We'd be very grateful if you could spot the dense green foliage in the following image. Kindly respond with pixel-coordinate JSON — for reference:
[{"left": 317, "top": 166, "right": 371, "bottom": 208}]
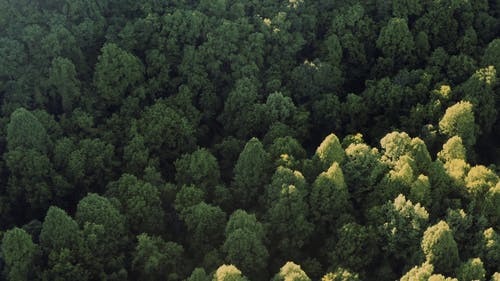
[{"left": 0, "top": 0, "right": 499, "bottom": 280}]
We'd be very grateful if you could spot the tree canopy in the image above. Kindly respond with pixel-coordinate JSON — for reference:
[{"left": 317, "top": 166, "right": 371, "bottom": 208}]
[{"left": 0, "top": 0, "right": 498, "bottom": 280}]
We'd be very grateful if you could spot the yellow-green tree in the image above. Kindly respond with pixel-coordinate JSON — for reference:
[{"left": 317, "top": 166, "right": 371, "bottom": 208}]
[{"left": 421, "top": 221, "right": 459, "bottom": 274}]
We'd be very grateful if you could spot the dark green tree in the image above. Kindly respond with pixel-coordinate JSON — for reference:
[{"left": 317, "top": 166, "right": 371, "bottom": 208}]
[
  {"left": 408, "top": 137, "right": 432, "bottom": 174},
  {"left": 182, "top": 202, "right": 227, "bottom": 255},
  {"left": 1, "top": 227, "right": 38, "bottom": 281},
  {"left": 262, "top": 166, "right": 307, "bottom": 211},
  {"left": 93, "top": 43, "right": 144, "bottom": 110},
  {"left": 75, "top": 193, "right": 127, "bottom": 243},
  {"left": 41, "top": 247, "right": 87, "bottom": 281},
  {"left": 187, "top": 268, "right": 210, "bottom": 281},
  {"left": 263, "top": 92, "right": 307, "bottom": 138},
  {"left": 456, "top": 258, "right": 486, "bottom": 281},
  {"left": 479, "top": 228, "right": 499, "bottom": 273},
  {"left": 0, "top": 38, "right": 26, "bottom": 80},
  {"left": 446, "top": 54, "right": 477, "bottom": 83},
  {"left": 268, "top": 136, "right": 307, "bottom": 169},
  {"left": 123, "top": 125, "right": 149, "bottom": 176},
  {"left": 267, "top": 185, "right": 313, "bottom": 259},
  {"left": 6, "top": 107, "right": 49, "bottom": 153},
  {"left": 220, "top": 78, "right": 262, "bottom": 139},
  {"left": 324, "top": 34, "right": 342, "bottom": 66},
  {"left": 414, "top": 31, "right": 430, "bottom": 59},
  {"left": 132, "top": 234, "right": 184, "bottom": 281},
  {"left": 5, "top": 108, "right": 53, "bottom": 213},
  {"left": 459, "top": 66, "right": 497, "bottom": 135},
  {"left": 328, "top": 4, "right": 375, "bottom": 82},
  {"left": 224, "top": 210, "right": 265, "bottom": 240},
  {"left": 392, "top": 0, "right": 423, "bottom": 17},
  {"left": 482, "top": 39, "right": 500, "bottom": 70},
  {"left": 310, "top": 163, "right": 350, "bottom": 229},
  {"left": 38, "top": 206, "right": 85, "bottom": 281},
  {"left": 64, "top": 138, "right": 115, "bottom": 195},
  {"left": 311, "top": 93, "right": 342, "bottom": 138},
  {"left": 136, "top": 100, "right": 196, "bottom": 168},
  {"left": 47, "top": 57, "right": 80, "bottom": 114},
  {"left": 232, "top": 138, "right": 270, "bottom": 209},
  {"left": 374, "top": 156, "right": 416, "bottom": 204},
  {"left": 342, "top": 94, "right": 368, "bottom": 134},
  {"left": 330, "top": 223, "right": 378, "bottom": 272},
  {"left": 106, "top": 174, "right": 165, "bottom": 235},
  {"left": 484, "top": 182, "right": 500, "bottom": 226},
  {"left": 174, "top": 185, "right": 205, "bottom": 216},
  {"left": 78, "top": 222, "right": 128, "bottom": 281},
  {"left": 342, "top": 143, "right": 387, "bottom": 201},
  {"left": 222, "top": 229, "right": 268, "bottom": 280},
  {"left": 5, "top": 149, "right": 53, "bottom": 214},
  {"left": 75, "top": 193, "right": 127, "bottom": 280},
  {"left": 372, "top": 194, "right": 429, "bottom": 266},
  {"left": 376, "top": 18, "right": 414, "bottom": 65},
  {"left": 223, "top": 210, "right": 268, "bottom": 279},
  {"left": 175, "top": 148, "right": 221, "bottom": 195},
  {"left": 40, "top": 206, "right": 79, "bottom": 252}
]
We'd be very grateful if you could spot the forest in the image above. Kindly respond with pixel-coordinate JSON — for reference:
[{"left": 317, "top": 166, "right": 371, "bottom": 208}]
[{"left": 0, "top": 0, "right": 499, "bottom": 280}]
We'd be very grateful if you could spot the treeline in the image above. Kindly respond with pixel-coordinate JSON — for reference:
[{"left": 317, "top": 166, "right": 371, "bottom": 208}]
[{"left": 0, "top": 0, "right": 499, "bottom": 280}]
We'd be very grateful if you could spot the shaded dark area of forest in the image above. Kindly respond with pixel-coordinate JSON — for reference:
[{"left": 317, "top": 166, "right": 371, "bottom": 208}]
[{"left": 0, "top": 0, "right": 499, "bottom": 280}]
